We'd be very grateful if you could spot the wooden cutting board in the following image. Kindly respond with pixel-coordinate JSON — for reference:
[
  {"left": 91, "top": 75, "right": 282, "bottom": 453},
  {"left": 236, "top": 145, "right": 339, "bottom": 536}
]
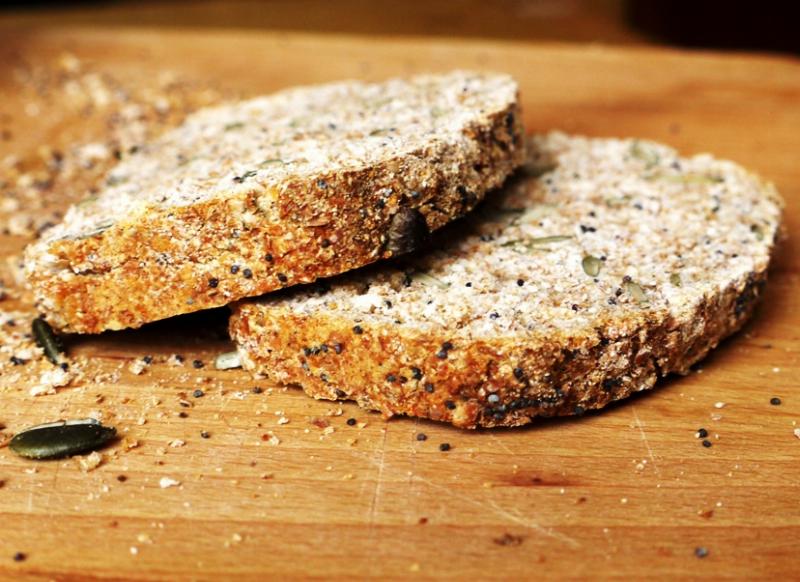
[{"left": 0, "top": 28, "right": 798, "bottom": 580}]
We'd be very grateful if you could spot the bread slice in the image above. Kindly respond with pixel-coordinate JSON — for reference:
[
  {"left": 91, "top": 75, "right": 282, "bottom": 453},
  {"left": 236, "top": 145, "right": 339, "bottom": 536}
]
[
  {"left": 230, "top": 132, "right": 784, "bottom": 428},
  {"left": 24, "top": 71, "right": 524, "bottom": 333}
]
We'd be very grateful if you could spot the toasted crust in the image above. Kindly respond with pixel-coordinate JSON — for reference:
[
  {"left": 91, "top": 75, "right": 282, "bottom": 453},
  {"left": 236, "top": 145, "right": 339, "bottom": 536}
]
[
  {"left": 25, "top": 72, "right": 524, "bottom": 333},
  {"left": 230, "top": 133, "right": 784, "bottom": 429}
]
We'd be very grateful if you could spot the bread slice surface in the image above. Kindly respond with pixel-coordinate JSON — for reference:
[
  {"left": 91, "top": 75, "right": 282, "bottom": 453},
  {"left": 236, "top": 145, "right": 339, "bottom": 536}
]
[
  {"left": 25, "top": 71, "right": 523, "bottom": 333},
  {"left": 230, "top": 132, "right": 784, "bottom": 428}
]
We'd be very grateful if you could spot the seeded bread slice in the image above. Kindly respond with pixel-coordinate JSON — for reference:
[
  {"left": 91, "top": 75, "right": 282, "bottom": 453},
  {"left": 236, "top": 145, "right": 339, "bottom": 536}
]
[
  {"left": 24, "top": 71, "right": 524, "bottom": 333},
  {"left": 230, "top": 133, "right": 784, "bottom": 429}
]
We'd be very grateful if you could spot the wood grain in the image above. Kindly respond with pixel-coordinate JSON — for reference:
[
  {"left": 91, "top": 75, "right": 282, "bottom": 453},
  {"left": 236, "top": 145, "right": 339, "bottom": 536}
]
[{"left": 0, "top": 28, "right": 799, "bottom": 580}]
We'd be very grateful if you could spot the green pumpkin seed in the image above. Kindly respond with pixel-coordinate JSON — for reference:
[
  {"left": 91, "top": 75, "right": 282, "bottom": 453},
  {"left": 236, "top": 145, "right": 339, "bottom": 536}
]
[
  {"left": 751, "top": 224, "right": 765, "bottom": 241},
  {"left": 9, "top": 419, "right": 116, "bottom": 460},
  {"left": 582, "top": 255, "right": 603, "bottom": 277},
  {"left": 670, "top": 272, "right": 682, "bottom": 287},
  {"left": 502, "top": 235, "right": 573, "bottom": 252},
  {"left": 32, "top": 317, "right": 64, "bottom": 365},
  {"left": 630, "top": 140, "right": 660, "bottom": 169},
  {"left": 624, "top": 280, "right": 648, "bottom": 304},
  {"left": 412, "top": 270, "right": 450, "bottom": 289},
  {"left": 215, "top": 351, "right": 242, "bottom": 370}
]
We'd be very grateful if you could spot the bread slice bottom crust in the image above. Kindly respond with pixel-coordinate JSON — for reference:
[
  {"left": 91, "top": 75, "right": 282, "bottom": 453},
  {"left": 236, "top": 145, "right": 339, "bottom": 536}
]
[{"left": 230, "top": 268, "right": 768, "bottom": 429}]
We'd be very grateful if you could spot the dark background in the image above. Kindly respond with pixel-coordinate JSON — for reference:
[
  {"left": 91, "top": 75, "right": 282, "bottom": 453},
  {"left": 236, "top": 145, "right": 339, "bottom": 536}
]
[{"left": 0, "top": 0, "right": 797, "bottom": 55}]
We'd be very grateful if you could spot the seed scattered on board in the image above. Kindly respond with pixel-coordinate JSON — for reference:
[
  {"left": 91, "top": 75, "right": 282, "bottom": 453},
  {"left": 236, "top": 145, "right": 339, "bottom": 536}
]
[
  {"left": 31, "top": 317, "right": 65, "bottom": 365},
  {"left": 9, "top": 419, "right": 116, "bottom": 460}
]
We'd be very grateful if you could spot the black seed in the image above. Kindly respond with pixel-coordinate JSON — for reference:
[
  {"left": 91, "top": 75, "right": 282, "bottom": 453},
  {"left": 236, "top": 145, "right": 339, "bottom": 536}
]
[
  {"left": 573, "top": 405, "right": 585, "bottom": 416},
  {"left": 386, "top": 374, "right": 397, "bottom": 383},
  {"left": 242, "top": 268, "right": 253, "bottom": 279},
  {"left": 230, "top": 265, "right": 240, "bottom": 274},
  {"left": 416, "top": 433, "right": 427, "bottom": 441},
  {"left": 513, "top": 367, "right": 525, "bottom": 381},
  {"left": 346, "top": 418, "right": 357, "bottom": 426},
  {"left": 192, "top": 359, "right": 204, "bottom": 369},
  {"left": 321, "top": 239, "right": 331, "bottom": 248},
  {"left": 516, "top": 279, "right": 524, "bottom": 287},
  {"left": 770, "top": 397, "right": 782, "bottom": 406},
  {"left": 264, "top": 253, "right": 274, "bottom": 262},
  {"left": 410, "top": 367, "right": 423, "bottom": 380},
  {"left": 439, "top": 443, "right": 451, "bottom": 452},
  {"left": 333, "top": 343, "right": 343, "bottom": 354},
  {"left": 9, "top": 355, "right": 26, "bottom": 366},
  {"left": 571, "top": 304, "right": 579, "bottom": 311},
  {"left": 142, "top": 355, "right": 153, "bottom": 364},
  {"left": 200, "top": 431, "right": 210, "bottom": 439},
  {"left": 702, "top": 439, "right": 712, "bottom": 448},
  {"left": 695, "top": 547, "right": 709, "bottom": 558},
  {"left": 445, "top": 400, "right": 456, "bottom": 410},
  {"left": 317, "top": 179, "right": 328, "bottom": 189},
  {"left": 32, "top": 317, "right": 64, "bottom": 365},
  {"left": 59, "top": 362, "right": 69, "bottom": 371},
  {"left": 489, "top": 312, "right": 499, "bottom": 319},
  {"left": 386, "top": 208, "right": 429, "bottom": 256},
  {"left": 352, "top": 325, "right": 363, "bottom": 335},
  {"left": 9, "top": 419, "right": 116, "bottom": 460},
  {"left": 178, "top": 411, "right": 189, "bottom": 418},
  {"left": 208, "top": 277, "right": 219, "bottom": 288},
  {"left": 277, "top": 273, "right": 288, "bottom": 283},
  {"left": 334, "top": 389, "right": 347, "bottom": 399},
  {"left": 252, "top": 386, "right": 263, "bottom": 394},
  {"left": 423, "top": 383, "right": 434, "bottom": 393},
  {"left": 696, "top": 428, "right": 708, "bottom": 438},
  {"left": 13, "top": 552, "right": 26, "bottom": 562},
  {"left": 117, "top": 474, "right": 128, "bottom": 482},
  {"left": 192, "top": 389, "right": 204, "bottom": 398}
]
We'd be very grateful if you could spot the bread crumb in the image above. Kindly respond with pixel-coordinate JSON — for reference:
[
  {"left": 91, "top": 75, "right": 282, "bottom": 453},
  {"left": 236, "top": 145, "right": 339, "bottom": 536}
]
[
  {"left": 793, "top": 428, "right": 800, "bottom": 439},
  {"left": 77, "top": 451, "right": 104, "bottom": 473},
  {"left": 159, "top": 476, "right": 181, "bottom": 489},
  {"left": 128, "top": 359, "right": 150, "bottom": 375},
  {"left": 262, "top": 432, "right": 280, "bottom": 446},
  {"left": 714, "top": 402, "right": 726, "bottom": 409},
  {"left": 168, "top": 439, "right": 185, "bottom": 448}
]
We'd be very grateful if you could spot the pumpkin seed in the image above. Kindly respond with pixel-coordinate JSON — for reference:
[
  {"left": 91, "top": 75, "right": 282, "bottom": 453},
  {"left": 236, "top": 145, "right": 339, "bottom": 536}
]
[
  {"left": 502, "top": 235, "right": 573, "bottom": 252},
  {"left": 522, "top": 161, "right": 557, "bottom": 178},
  {"left": 630, "top": 140, "right": 660, "bottom": 169},
  {"left": 386, "top": 208, "right": 429, "bottom": 256},
  {"left": 670, "top": 272, "right": 682, "bottom": 287},
  {"left": 215, "top": 351, "right": 242, "bottom": 370},
  {"left": 582, "top": 255, "right": 603, "bottom": 277},
  {"left": 9, "top": 419, "right": 116, "bottom": 460},
  {"left": 624, "top": 280, "right": 648, "bottom": 304},
  {"left": 412, "top": 270, "right": 450, "bottom": 289},
  {"left": 751, "top": 224, "right": 765, "bottom": 241},
  {"left": 32, "top": 317, "right": 64, "bottom": 365}
]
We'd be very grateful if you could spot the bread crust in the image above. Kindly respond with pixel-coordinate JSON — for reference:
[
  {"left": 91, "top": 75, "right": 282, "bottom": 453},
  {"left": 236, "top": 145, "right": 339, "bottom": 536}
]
[
  {"left": 25, "top": 73, "right": 524, "bottom": 333},
  {"left": 230, "top": 268, "right": 769, "bottom": 429},
  {"left": 230, "top": 134, "right": 783, "bottom": 428}
]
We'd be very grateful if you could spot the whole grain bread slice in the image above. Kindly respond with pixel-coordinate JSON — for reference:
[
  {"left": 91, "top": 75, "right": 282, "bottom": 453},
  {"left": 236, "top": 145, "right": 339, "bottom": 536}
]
[
  {"left": 25, "top": 71, "right": 524, "bottom": 333},
  {"left": 230, "top": 132, "right": 784, "bottom": 428}
]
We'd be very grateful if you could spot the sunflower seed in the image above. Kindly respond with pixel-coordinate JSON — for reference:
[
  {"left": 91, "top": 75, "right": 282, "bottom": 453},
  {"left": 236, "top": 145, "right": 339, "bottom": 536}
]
[
  {"left": 582, "top": 255, "right": 603, "bottom": 277},
  {"left": 9, "top": 419, "right": 116, "bottom": 460},
  {"left": 214, "top": 351, "right": 242, "bottom": 370},
  {"left": 32, "top": 317, "right": 64, "bottom": 365}
]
